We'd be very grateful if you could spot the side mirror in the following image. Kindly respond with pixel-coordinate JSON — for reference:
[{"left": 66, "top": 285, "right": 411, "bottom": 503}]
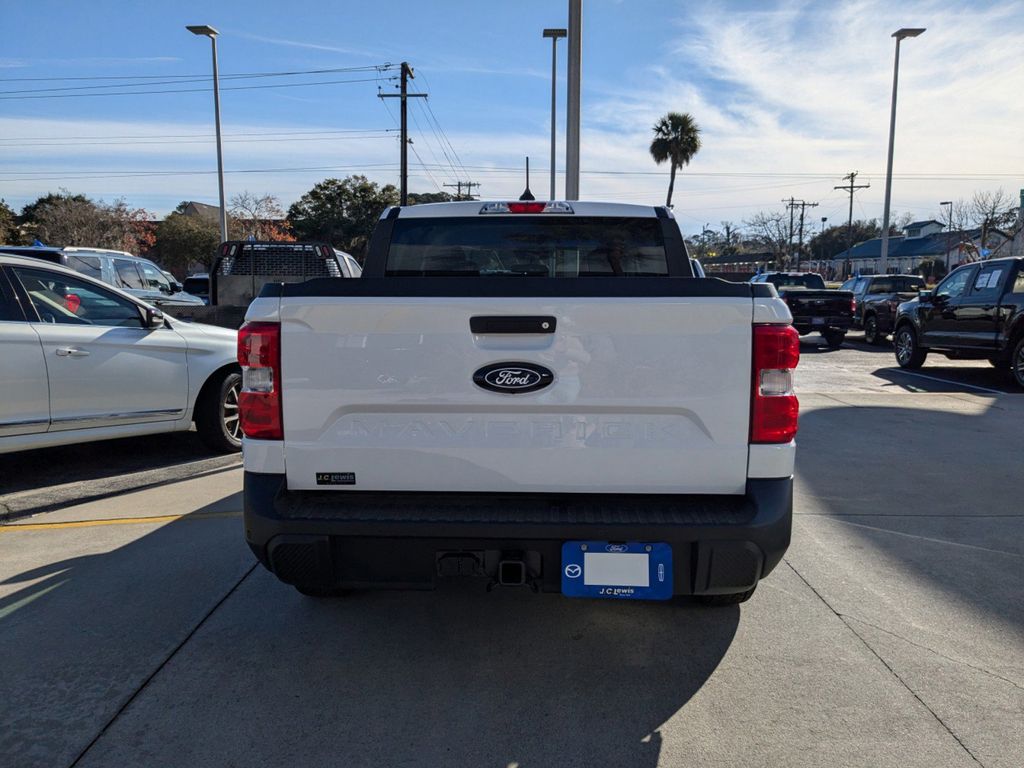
[
  {"left": 169, "top": 280, "right": 183, "bottom": 293},
  {"left": 145, "top": 306, "right": 165, "bottom": 329}
]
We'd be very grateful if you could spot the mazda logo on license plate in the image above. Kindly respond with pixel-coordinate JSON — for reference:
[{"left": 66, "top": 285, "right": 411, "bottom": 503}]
[{"left": 473, "top": 362, "right": 554, "bottom": 394}]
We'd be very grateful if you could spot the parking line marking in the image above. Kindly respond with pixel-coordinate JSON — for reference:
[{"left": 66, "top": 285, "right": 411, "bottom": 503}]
[
  {"left": 0, "top": 510, "right": 241, "bottom": 533},
  {"left": 887, "top": 369, "right": 1007, "bottom": 395}
]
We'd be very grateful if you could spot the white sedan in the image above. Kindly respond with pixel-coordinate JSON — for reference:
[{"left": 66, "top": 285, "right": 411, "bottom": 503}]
[{"left": 1, "top": 254, "right": 241, "bottom": 454}]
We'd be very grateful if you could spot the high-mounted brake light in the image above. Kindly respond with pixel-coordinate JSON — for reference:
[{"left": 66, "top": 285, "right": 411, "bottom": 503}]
[
  {"left": 479, "top": 201, "right": 575, "bottom": 214},
  {"left": 750, "top": 324, "right": 800, "bottom": 444},
  {"left": 237, "top": 321, "right": 282, "bottom": 440}
]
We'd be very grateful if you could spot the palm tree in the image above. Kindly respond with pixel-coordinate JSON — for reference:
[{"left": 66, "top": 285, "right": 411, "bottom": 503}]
[{"left": 649, "top": 112, "right": 702, "bottom": 208}]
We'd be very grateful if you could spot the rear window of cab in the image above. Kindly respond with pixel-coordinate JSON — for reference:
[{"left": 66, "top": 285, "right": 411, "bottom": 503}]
[{"left": 385, "top": 217, "right": 669, "bottom": 277}]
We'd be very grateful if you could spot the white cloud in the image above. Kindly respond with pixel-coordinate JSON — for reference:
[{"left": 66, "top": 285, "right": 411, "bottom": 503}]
[{"left": 2, "top": 1, "right": 1021, "bottom": 232}]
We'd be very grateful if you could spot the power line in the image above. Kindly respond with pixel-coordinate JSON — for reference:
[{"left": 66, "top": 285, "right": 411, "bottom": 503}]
[
  {"left": 411, "top": 100, "right": 460, "bottom": 182},
  {"left": 0, "top": 127, "right": 394, "bottom": 143},
  {"left": 417, "top": 70, "right": 471, "bottom": 181},
  {"left": 0, "top": 64, "right": 393, "bottom": 85},
  {"left": 0, "top": 75, "right": 396, "bottom": 100},
  {"left": 0, "top": 132, "right": 395, "bottom": 148}
]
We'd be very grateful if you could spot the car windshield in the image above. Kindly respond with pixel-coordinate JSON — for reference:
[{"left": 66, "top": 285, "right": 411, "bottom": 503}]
[{"left": 386, "top": 216, "right": 670, "bottom": 277}]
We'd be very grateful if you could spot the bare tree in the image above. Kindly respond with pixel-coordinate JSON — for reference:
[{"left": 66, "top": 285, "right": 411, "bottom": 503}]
[
  {"left": 719, "top": 221, "right": 742, "bottom": 255},
  {"left": 229, "top": 192, "right": 291, "bottom": 241},
  {"left": 743, "top": 212, "right": 790, "bottom": 266},
  {"left": 970, "top": 188, "right": 1016, "bottom": 247}
]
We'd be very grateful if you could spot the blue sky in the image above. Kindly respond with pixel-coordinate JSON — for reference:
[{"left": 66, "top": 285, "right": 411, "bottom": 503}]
[{"left": 1, "top": 0, "right": 1022, "bottom": 235}]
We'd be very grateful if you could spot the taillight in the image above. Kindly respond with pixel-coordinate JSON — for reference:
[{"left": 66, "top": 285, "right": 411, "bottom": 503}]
[
  {"left": 751, "top": 324, "right": 800, "bottom": 444},
  {"left": 850, "top": 298, "right": 856, "bottom": 314},
  {"left": 237, "top": 321, "right": 282, "bottom": 440}
]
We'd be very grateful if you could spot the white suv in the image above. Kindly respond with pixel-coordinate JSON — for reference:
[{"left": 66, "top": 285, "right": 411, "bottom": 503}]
[{"left": 0, "top": 254, "right": 242, "bottom": 454}]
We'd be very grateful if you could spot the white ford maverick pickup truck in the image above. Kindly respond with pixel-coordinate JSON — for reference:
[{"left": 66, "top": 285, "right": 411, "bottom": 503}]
[{"left": 240, "top": 201, "right": 798, "bottom": 604}]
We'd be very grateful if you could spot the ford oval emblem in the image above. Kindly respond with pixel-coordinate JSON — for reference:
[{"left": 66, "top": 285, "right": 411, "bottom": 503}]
[{"left": 473, "top": 362, "right": 554, "bottom": 394}]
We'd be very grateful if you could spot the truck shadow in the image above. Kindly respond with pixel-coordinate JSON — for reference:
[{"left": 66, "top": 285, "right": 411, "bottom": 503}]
[{"left": 0, "top": 497, "right": 738, "bottom": 768}]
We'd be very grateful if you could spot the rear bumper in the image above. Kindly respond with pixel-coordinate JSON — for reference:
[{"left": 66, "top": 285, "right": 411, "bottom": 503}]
[
  {"left": 793, "top": 316, "right": 852, "bottom": 334},
  {"left": 243, "top": 473, "right": 793, "bottom": 596}
]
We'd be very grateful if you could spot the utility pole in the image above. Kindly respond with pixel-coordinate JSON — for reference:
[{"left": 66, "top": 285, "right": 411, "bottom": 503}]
[
  {"left": 834, "top": 172, "right": 870, "bottom": 278},
  {"left": 795, "top": 200, "right": 819, "bottom": 270},
  {"left": 443, "top": 181, "right": 480, "bottom": 201},
  {"left": 565, "top": 0, "right": 582, "bottom": 200},
  {"left": 379, "top": 62, "right": 427, "bottom": 206},
  {"left": 783, "top": 198, "right": 796, "bottom": 264}
]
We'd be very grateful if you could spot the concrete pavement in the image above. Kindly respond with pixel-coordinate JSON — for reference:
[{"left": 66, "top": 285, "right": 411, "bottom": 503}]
[{"left": 1, "top": 351, "right": 1021, "bottom": 767}]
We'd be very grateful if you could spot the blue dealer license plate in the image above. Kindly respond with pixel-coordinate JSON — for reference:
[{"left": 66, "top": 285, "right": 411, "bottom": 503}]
[{"left": 561, "top": 541, "right": 673, "bottom": 600}]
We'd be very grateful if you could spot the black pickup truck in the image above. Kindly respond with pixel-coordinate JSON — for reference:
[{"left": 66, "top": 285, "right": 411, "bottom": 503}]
[
  {"left": 893, "top": 256, "right": 1024, "bottom": 388},
  {"left": 166, "top": 241, "right": 356, "bottom": 328},
  {"left": 750, "top": 272, "right": 854, "bottom": 348},
  {"left": 840, "top": 274, "right": 927, "bottom": 344}
]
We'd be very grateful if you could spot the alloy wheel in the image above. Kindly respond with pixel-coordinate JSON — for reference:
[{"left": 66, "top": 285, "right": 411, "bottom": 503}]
[
  {"left": 223, "top": 379, "right": 241, "bottom": 441},
  {"left": 895, "top": 330, "right": 913, "bottom": 365}
]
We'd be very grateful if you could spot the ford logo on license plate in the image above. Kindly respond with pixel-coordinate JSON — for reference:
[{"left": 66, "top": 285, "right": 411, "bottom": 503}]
[{"left": 473, "top": 362, "right": 554, "bottom": 394}]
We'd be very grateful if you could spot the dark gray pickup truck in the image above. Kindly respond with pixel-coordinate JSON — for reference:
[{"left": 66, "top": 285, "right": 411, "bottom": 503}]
[
  {"left": 750, "top": 272, "right": 854, "bottom": 348},
  {"left": 840, "top": 274, "right": 926, "bottom": 344}
]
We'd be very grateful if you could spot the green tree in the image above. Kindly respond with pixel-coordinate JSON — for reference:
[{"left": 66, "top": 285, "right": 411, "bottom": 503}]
[
  {"left": 649, "top": 112, "right": 702, "bottom": 208},
  {"left": 19, "top": 191, "right": 153, "bottom": 253},
  {"left": 20, "top": 191, "right": 90, "bottom": 226},
  {"left": 0, "top": 199, "right": 17, "bottom": 243},
  {"left": 288, "top": 175, "right": 398, "bottom": 258},
  {"left": 154, "top": 212, "right": 222, "bottom": 274},
  {"left": 408, "top": 191, "right": 456, "bottom": 205}
]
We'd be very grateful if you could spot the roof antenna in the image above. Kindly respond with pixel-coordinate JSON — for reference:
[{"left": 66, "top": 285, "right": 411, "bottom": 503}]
[{"left": 519, "top": 156, "right": 535, "bottom": 201}]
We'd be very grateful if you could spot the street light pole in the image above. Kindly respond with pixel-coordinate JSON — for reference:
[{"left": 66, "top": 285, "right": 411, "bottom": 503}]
[
  {"left": 879, "top": 27, "right": 925, "bottom": 275},
  {"left": 187, "top": 25, "right": 228, "bottom": 243},
  {"left": 565, "top": 0, "right": 582, "bottom": 201},
  {"left": 542, "top": 28, "right": 567, "bottom": 201}
]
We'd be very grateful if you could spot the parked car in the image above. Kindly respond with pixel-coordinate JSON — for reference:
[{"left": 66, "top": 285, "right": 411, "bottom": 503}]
[
  {"left": 750, "top": 272, "right": 854, "bottom": 348},
  {"left": 0, "top": 254, "right": 242, "bottom": 454},
  {"left": 0, "top": 245, "right": 205, "bottom": 309},
  {"left": 893, "top": 257, "right": 1024, "bottom": 388},
  {"left": 241, "top": 200, "right": 796, "bottom": 604},
  {"left": 840, "top": 274, "right": 927, "bottom": 344}
]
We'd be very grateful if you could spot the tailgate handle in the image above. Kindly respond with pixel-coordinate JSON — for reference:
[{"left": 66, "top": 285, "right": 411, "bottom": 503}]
[{"left": 470, "top": 316, "right": 556, "bottom": 334}]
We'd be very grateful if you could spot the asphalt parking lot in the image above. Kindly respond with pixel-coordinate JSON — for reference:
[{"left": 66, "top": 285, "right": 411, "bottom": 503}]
[{"left": 2, "top": 332, "right": 1021, "bottom": 768}]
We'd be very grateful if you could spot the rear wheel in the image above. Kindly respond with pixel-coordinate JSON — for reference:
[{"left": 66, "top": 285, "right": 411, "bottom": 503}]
[
  {"left": 697, "top": 586, "right": 757, "bottom": 606},
  {"left": 822, "top": 329, "right": 846, "bottom": 349},
  {"left": 195, "top": 370, "right": 242, "bottom": 453},
  {"left": 863, "top": 315, "right": 882, "bottom": 345},
  {"left": 894, "top": 325, "right": 927, "bottom": 369},
  {"left": 1011, "top": 337, "right": 1024, "bottom": 390}
]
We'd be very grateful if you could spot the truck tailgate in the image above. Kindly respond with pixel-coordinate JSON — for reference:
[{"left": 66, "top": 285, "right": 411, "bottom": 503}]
[{"left": 279, "top": 290, "right": 754, "bottom": 495}]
